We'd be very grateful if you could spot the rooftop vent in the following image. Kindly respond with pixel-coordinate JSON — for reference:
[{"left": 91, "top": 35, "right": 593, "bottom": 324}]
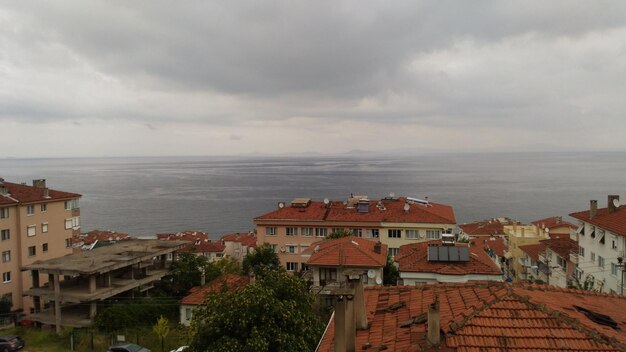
[
  {"left": 290, "top": 198, "right": 311, "bottom": 208},
  {"left": 406, "top": 197, "right": 429, "bottom": 206},
  {"left": 32, "top": 179, "right": 46, "bottom": 189}
]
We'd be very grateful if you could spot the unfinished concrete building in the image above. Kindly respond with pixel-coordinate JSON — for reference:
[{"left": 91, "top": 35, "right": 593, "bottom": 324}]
[{"left": 23, "top": 239, "right": 188, "bottom": 332}]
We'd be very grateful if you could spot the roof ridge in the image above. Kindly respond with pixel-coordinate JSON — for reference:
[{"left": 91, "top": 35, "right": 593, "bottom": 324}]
[{"left": 518, "top": 283, "right": 626, "bottom": 300}]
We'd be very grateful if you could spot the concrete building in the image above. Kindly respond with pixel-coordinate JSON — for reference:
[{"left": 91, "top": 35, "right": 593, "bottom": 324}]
[
  {"left": 0, "top": 178, "right": 81, "bottom": 314},
  {"left": 23, "top": 239, "right": 187, "bottom": 332},
  {"left": 531, "top": 216, "right": 577, "bottom": 239},
  {"left": 254, "top": 195, "right": 456, "bottom": 270},
  {"left": 396, "top": 240, "right": 502, "bottom": 285},
  {"left": 570, "top": 195, "right": 626, "bottom": 294},
  {"left": 220, "top": 232, "right": 257, "bottom": 263},
  {"left": 503, "top": 224, "right": 550, "bottom": 280},
  {"left": 518, "top": 237, "right": 578, "bottom": 287}
]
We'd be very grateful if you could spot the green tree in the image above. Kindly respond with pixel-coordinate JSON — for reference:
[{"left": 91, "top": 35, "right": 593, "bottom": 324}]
[
  {"left": 214, "top": 256, "right": 242, "bottom": 275},
  {"left": 242, "top": 243, "right": 280, "bottom": 276},
  {"left": 326, "top": 229, "right": 352, "bottom": 239},
  {"left": 152, "top": 315, "right": 170, "bottom": 352},
  {"left": 383, "top": 254, "right": 399, "bottom": 285},
  {"left": 163, "top": 252, "right": 218, "bottom": 296},
  {"left": 94, "top": 298, "right": 177, "bottom": 332},
  {"left": 188, "top": 268, "right": 324, "bottom": 352}
]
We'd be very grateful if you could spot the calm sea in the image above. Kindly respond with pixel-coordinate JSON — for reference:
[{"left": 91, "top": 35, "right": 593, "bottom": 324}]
[{"left": 1, "top": 152, "right": 624, "bottom": 238}]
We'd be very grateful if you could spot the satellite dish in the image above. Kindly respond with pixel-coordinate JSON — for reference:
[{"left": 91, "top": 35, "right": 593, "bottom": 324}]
[
  {"left": 278, "top": 202, "right": 285, "bottom": 209},
  {"left": 545, "top": 228, "right": 550, "bottom": 233},
  {"left": 403, "top": 203, "right": 410, "bottom": 212},
  {"left": 389, "top": 192, "right": 395, "bottom": 198},
  {"left": 323, "top": 198, "right": 330, "bottom": 205},
  {"left": 614, "top": 198, "right": 621, "bottom": 207},
  {"left": 375, "top": 276, "right": 382, "bottom": 285},
  {"left": 367, "top": 269, "right": 376, "bottom": 278}
]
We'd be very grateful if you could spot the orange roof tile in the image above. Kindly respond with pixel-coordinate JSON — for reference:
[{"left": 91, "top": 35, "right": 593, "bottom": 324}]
[
  {"left": 255, "top": 196, "right": 456, "bottom": 224},
  {"left": 540, "top": 237, "right": 578, "bottom": 259},
  {"left": 471, "top": 237, "right": 508, "bottom": 257},
  {"left": 316, "top": 282, "right": 626, "bottom": 351},
  {"left": 0, "top": 180, "right": 81, "bottom": 205},
  {"left": 396, "top": 241, "right": 502, "bottom": 276},
  {"left": 570, "top": 204, "right": 626, "bottom": 237},
  {"left": 459, "top": 218, "right": 518, "bottom": 236},
  {"left": 518, "top": 243, "right": 547, "bottom": 261},
  {"left": 304, "top": 236, "right": 387, "bottom": 267},
  {"left": 158, "top": 231, "right": 224, "bottom": 253},
  {"left": 532, "top": 216, "right": 577, "bottom": 230},
  {"left": 220, "top": 232, "right": 257, "bottom": 248},
  {"left": 180, "top": 274, "right": 249, "bottom": 305},
  {"left": 75, "top": 230, "right": 130, "bottom": 245}
]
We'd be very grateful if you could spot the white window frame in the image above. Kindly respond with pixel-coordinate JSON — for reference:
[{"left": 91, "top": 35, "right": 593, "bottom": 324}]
[
  {"left": 26, "top": 205, "right": 35, "bottom": 215},
  {"left": 301, "top": 228, "right": 313, "bottom": 237},
  {"left": 28, "top": 246, "right": 36, "bottom": 257},
  {"left": 598, "top": 255, "right": 605, "bottom": 269},
  {"left": 65, "top": 238, "right": 71, "bottom": 248},
  {"left": 265, "top": 227, "right": 277, "bottom": 236},
  {"left": 579, "top": 246, "right": 585, "bottom": 258},
  {"left": 286, "top": 262, "right": 298, "bottom": 272},
  {"left": 591, "top": 252, "right": 596, "bottom": 262},
  {"left": 365, "top": 229, "right": 380, "bottom": 238},
  {"left": 1, "top": 251, "right": 10, "bottom": 263},
  {"left": 0, "top": 229, "right": 9, "bottom": 241},
  {"left": 352, "top": 228, "right": 362, "bottom": 237},
  {"left": 2, "top": 272, "right": 10, "bottom": 283},
  {"left": 406, "top": 229, "right": 419, "bottom": 239},
  {"left": 611, "top": 262, "right": 618, "bottom": 276},
  {"left": 388, "top": 247, "right": 399, "bottom": 257},
  {"left": 40, "top": 203, "right": 47, "bottom": 212},
  {"left": 426, "top": 230, "right": 441, "bottom": 240},
  {"left": 27, "top": 225, "right": 36, "bottom": 237},
  {"left": 42, "top": 222, "right": 48, "bottom": 233},
  {"left": 315, "top": 228, "right": 327, "bottom": 237},
  {"left": 388, "top": 229, "right": 401, "bottom": 239},
  {"left": 286, "top": 245, "right": 297, "bottom": 254},
  {"left": 286, "top": 227, "right": 298, "bottom": 236},
  {"left": 0, "top": 208, "right": 8, "bottom": 219}
]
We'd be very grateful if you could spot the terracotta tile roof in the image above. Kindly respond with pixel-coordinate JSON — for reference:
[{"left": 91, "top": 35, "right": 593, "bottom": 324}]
[
  {"left": 316, "top": 282, "right": 626, "bottom": 351},
  {"left": 540, "top": 237, "right": 578, "bottom": 259},
  {"left": 255, "top": 196, "right": 456, "bottom": 224},
  {"left": 532, "top": 216, "right": 577, "bottom": 230},
  {"left": 158, "top": 231, "right": 224, "bottom": 253},
  {"left": 570, "top": 204, "right": 626, "bottom": 237},
  {"left": 0, "top": 180, "right": 81, "bottom": 204},
  {"left": 73, "top": 230, "right": 130, "bottom": 245},
  {"left": 396, "top": 241, "right": 502, "bottom": 276},
  {"left": 303, "top": 236, "right": 387, "bottom": 267},
  {"left": 518, "top": 243, "right": 547, "bottom": 261},
  {"left": 471, "top": 237, "right": 508, "bottom": 257},
  {"left": 157, "top": 230, "right": 210, "bottom": 242},
  {"left": 180, "top": 274, "right": 249, "bottom": 305},
  {"left": 459, "top": 218, "right": 518, "bottom": 236},
  {"left": 220, "top": 232, "right": 257, "bottom": 248}
]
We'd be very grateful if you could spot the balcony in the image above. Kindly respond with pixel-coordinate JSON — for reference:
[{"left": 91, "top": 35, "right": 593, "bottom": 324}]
[{"left": 569, "top": 253, "right": 579, "bottom": 265}]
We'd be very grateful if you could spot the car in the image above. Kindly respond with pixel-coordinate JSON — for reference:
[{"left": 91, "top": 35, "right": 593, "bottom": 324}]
[
  {"left": 0, "top": 335, "right": 25, "bottom": 352},
  {"left": 106, "top": 343, "right": 151, "bottom": 352},
  {"left": 169, "top": 347, "right": 188, "bottom": 352}
]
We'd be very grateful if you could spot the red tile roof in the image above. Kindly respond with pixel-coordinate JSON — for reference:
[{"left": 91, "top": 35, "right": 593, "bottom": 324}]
[
  {"left": 532, "top": 216, "right": 577, "bottom": 230},
  {"left": 0, "top": 180, "right": 81, "bottom": 205},
  {"left": 158, "top": 231, "right": 225, "bottom": 253},
  {"left": 459, "top": 218, "right": 518, "bottom": 236},
  {"left": 471, "top": 237, "right": 508, "bottom": 257},
  {"left": 73, "top": 230, "right": 130, "bottom": 245},
  {"left": 255, "top": 196, "right": 456, "bottom": 224},
  {"left": 518, "top": 243, "right": 547, "bottom": 261},
  {"left": 303, "top": 236, "right": 387, "bottom": 267},
  {"left": 570, "top": 204, "right": 626, "bottom": 237},
  {"left": 316, "top": 282, "right": 626, "bottom": 351},
  {"left": 540, "top": 237, "right": 578, "bottom": 259},
  {"left": 396, "top": 241, "right": 502, "bottom": 276},
  {"left": 180, "top": 274, "right": 249, "bottom": 305},
  {"left": 220, "top": 232, "right": 257, "bottom": 248}
]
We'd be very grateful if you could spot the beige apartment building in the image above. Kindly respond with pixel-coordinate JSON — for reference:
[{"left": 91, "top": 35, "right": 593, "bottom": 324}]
[
  {"left": 254, "top": 195, "right": 456, "bottom": 271},
  {"left": 0, "top": 178, "right": 81, "bottom": 314}
]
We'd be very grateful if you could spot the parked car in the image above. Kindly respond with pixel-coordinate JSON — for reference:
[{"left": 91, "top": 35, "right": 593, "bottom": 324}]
[
  {"left": 0, "top": 335, "right": 25, "bottom": 352},
  {"left": 107, "top": 343, "right": 150, "bottom": 352}
]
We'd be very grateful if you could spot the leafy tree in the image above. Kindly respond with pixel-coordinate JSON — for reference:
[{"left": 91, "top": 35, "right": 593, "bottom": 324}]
[
  {"left": 326, "top": 229, "right": 352, "bottom": 239},
  {"left": 242, "top": 243, "right": 280, "bottom": 276},
  {"left": 383, "top": 254, "right": 399, "bottom": 285},
  {"left": 94, "top": 298, "right": 177, "bottom": 332},
  {"left": 188, "top": 267, "right": 324, "bottom": 352},
  {"left": 152, "top": 315, "right": 170, "bottom": 352},
  {"left": 162, "top": 252, "right": 218, "bottom": 297},
  {"left": 214, "top": 256, "right": 242, "bottom": 275}
]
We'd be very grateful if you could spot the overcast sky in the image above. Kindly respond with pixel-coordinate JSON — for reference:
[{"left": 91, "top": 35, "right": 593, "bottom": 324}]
[{"left": 2, "top": 1, "right": 626, "bottom": 157}]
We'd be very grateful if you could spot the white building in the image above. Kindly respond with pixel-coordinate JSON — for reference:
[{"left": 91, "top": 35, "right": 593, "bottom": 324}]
[{"left": 570, "top": 195, "right": 626, "bottom": 294}]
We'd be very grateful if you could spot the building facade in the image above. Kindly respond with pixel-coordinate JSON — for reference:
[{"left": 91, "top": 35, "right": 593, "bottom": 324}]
[
  {"left": 570, "top": 195, "right": 626, "bottom": 294},
  {"left": 0, "top": 178, "right": 81, "bottom": 314},
  {"left": 254, "top": 195, "right": 456, "bottom": 270}
]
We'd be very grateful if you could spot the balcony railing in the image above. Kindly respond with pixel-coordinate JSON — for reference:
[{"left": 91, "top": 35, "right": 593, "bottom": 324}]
[{"left": 569, "top": 253, "right": 579, "bottom": 264}]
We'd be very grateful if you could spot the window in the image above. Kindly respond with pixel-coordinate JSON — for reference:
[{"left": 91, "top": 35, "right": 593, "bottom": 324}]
[
  {"left": 41, "top": 222, "right": 48, "bottom": 233},
  {"left": 1, "top": 251, "right": 10, "bottom": 263},
  {"left": 332, "top": 228, "right": 344, "bottom": 234},
  {"left": 185, "top": 308, "right": 192, "bottom": 321},
  {"left": 388, "top": 247, "right": 399, "bottom": 257},
  {"left": 65, "top": 238, "right": 71, "bottom": 248},
  {"left": 286, "top": 262, "right": 298, "bottom": 272},
  {"left": 611, "top": 263, "right": 618, "bottom": 276},
  {"left": 65, "top": 217, "right": 80, "bottom": 230},
  {"left": 2, "top": 272, "right": 10, "bottom": 283},
  {"left": 27, "top": 225, "right": 36, "bottom": 237},
  {"left": 42, "top": 243, "right": 48, "bottom": 252},
  {"left": 590, "top": 226, "right": 596, "bottom": 238},
  {"left": 301, "top": 264, "right": 310, "bottom": 271},
  {"left": 26, "top": 205, "right": 35, "bottom": 215},
  {"left": 286, "top": 245, "right": 297, "bottom": 254},
  {"left": 270, "top": 244, "right": 278, "bottom": 253},
  {"left": 0, "top": 208, "right": 8, "bottom": 219},
  {"left": 301, "top": 228, "right": 313, "bottom": 237},
  {"left": 28, "top": 246, "right": 36, "bottom": 257},
  {"left": 265, "top": 227, "right": 277, "bottom": 236},
  {"left": 426, "top": 230, "right": 441, "bottom": 240},
  {"left": 40, "top": 203, "right": 47, "bottom": 212},
  {"left": 579, "top": 246, "right": 585, "bottom": 258},
  {"left": 315, "top": 228, "right": 327, "bottom": 237},
  {"left": 1, "top": 229, "right": 8, "bottom": 241},
  {"left": 406, "top": 229, "right": 419, "bottom": 239},
  {"left": 598, "top": 255, "right": 605, "bottom": 269},
  {"left": 65, "top": 199, "right": 79, "bottom": 210},
  {"left": 612, "top": 239, "right": 618, "bottom": 250},
  {"left": 319, "top": 268, "right": 337, "bottom": 283},
  {"left": 286, "top": 227, "right": 298, "bottom": 236},
  {"left": 591, "top": 252, "right": 596, "bottom": 262},
  {"left": 388, "top": 229, "right": 401, "bottom": 238},
  {"left": 365, "top": 229, "right": 379, "bottom": 238},
  {"left": 352, "top": 228, "right": 362, "bottom": 237}
]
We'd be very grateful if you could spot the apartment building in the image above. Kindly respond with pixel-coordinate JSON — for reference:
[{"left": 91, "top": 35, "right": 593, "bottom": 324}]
[
  {"left": 570, "top": 195, "right": 626, "bottom": 294},
  {"left": 518, "top": 237, "right": 578, "bottom": 287},
  {"left": 254, "top": 195, "right": 456, "bottom": 270},
  {"left": 0, "top": 178, "right": 81, "bottom": 314}
]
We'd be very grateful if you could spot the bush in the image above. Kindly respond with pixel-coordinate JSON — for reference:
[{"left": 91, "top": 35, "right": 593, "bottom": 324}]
[{"left": 94, "top": 298, "right": 177, "bottom": 332}]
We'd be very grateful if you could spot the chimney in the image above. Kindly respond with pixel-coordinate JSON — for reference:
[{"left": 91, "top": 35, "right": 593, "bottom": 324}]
[
  {"left": 0, "top": 184, "right": 7, "bottom": 196},
  {"left": 374, "top": 242, "right": 381, "bottom": 254},
  {"left": 427, "top": 295, "right": 441, "bottom": 345},
  {"left": 32, "top": 179, "right": 46, "bottom": 189},
  {"left": 608, "top": 195, "right": 620, "bottom": 213},
  {"left": 353, "top": 278, "right": 368, "bottom": 330},
  {"left": 590, "top": 200, "right": 598, "bottom": 219},
  {"left": 43, "top": 188, "right": 50, "bottom": 199},
  {"left": 334, "top": 296, "right": 347, "bottom": 352}
]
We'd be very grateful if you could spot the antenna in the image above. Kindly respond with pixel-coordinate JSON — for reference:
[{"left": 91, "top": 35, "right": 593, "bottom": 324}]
[
  {"left": 389, "top": 192, "right": 395, "bottom": 198},
  {"left": 323, "top": 198, "right": 330, "bottom": 205}
]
